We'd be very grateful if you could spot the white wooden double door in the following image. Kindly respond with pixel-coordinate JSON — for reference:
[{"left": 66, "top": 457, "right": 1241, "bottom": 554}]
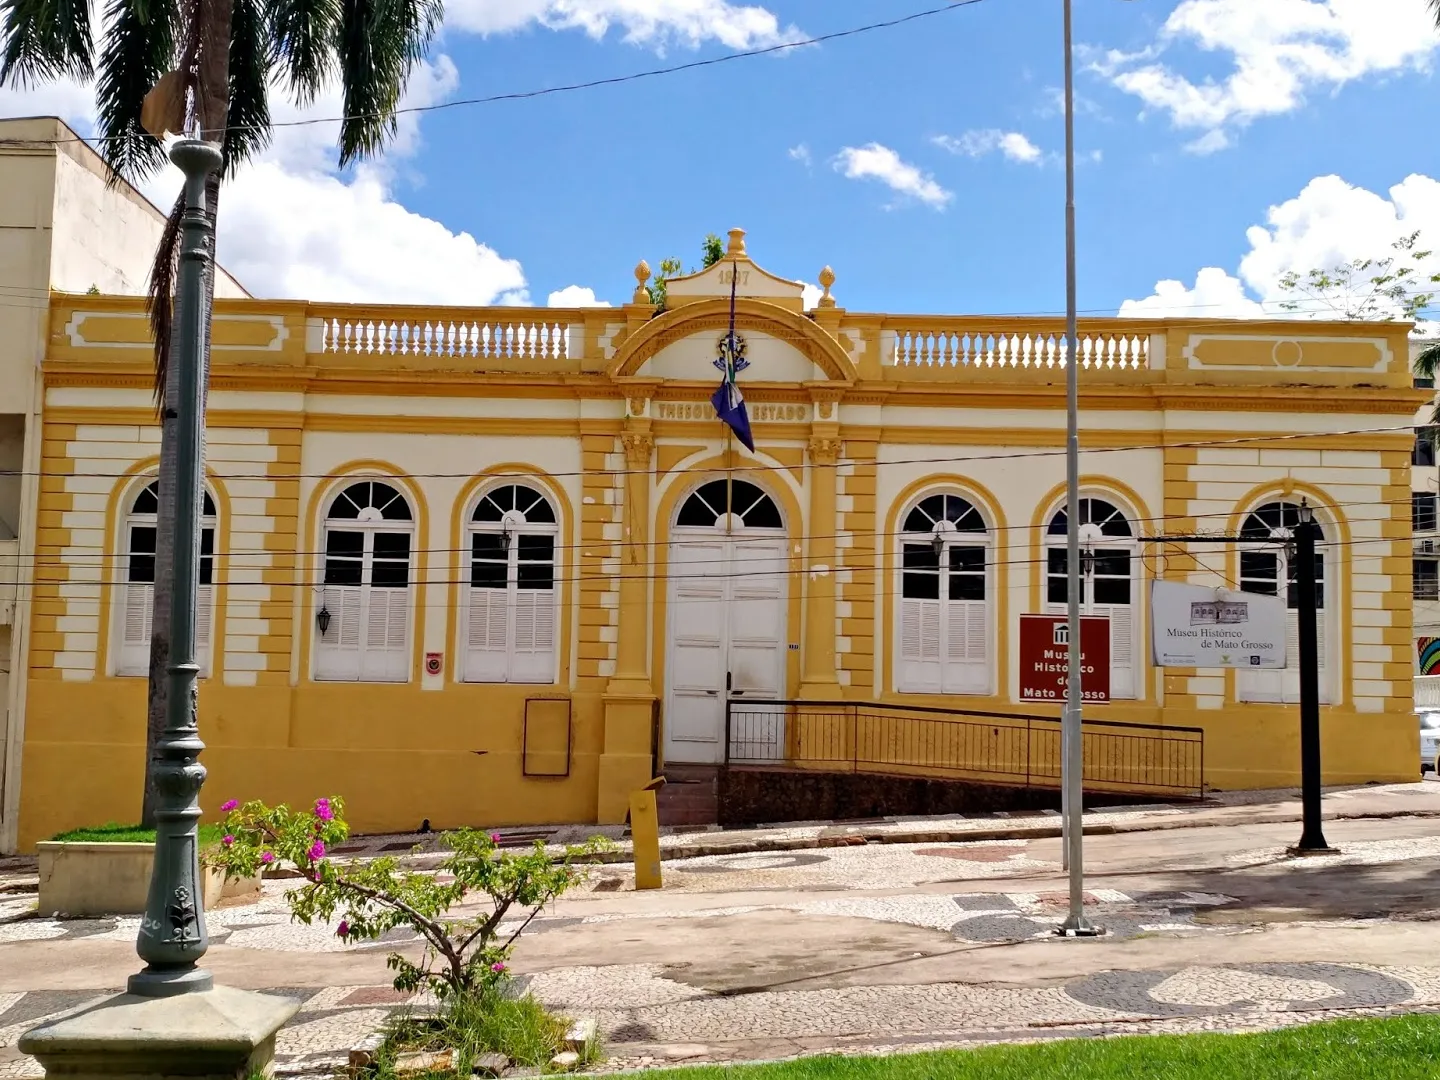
[{"left": 665, "top": 530, "right": 787, "bottom": 764}]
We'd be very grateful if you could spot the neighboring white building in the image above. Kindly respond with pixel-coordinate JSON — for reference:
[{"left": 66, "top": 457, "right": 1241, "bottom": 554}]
[
  {"left": 1412, "top": 339, "right": 1440, "bottom": 711},
  {"left": 0, "top": 116, "right": 245, "bottom": 853}
]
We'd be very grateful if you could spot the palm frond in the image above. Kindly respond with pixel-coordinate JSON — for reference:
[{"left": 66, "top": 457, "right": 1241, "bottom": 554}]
[
  {"left": 1416, "top": 340, "right": 1440, "bottom": 383},
  {"left": 222, "top": 0, "right": 271, "bottom": 175},
  {"left": 147, "top": 192, "right": 183, "bottom": 406},
  {"left": 1432, "top": 0, "right": 1440, "bottom": 28},
  {"left": 334, "top": 0, "right": 439, "bottom": 166},
  {"left": 95, "top": 0, "right": 180, "bottom": 181},
  {"left": 266, "top": 0, "right": 337, "bottom": 104},
  {"left": 0, "top": 0, "right": 93, "bottom": 87}
]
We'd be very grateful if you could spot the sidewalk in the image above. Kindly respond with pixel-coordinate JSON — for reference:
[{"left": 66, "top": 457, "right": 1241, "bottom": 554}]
[{"left": 5, "top": 787, "right": 1440, "bottom": 1074}]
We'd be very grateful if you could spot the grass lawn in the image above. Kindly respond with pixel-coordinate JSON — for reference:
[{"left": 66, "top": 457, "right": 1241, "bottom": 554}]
[
  {"left": 635, "top": 1015, "right": 1440, "bottom": 1079},
  {"left": 50, "top": 822, "right": 227, "bottom": 846}
]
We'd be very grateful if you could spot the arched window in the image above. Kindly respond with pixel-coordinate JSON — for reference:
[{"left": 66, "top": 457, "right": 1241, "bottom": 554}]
[
  {"left": 1044, "top": 496, "right": 1138, "bottom": 699},
  {"left": 117, "top": 481, "right": 217, "bottom": 677},
  {"left": 897, "top": 492, "right": 991, "bottom": 694},
  {"left": 315, "top": 480, "right": 414, "bottom": 682},
  {"left": 463, "top": 483, "right": 559, "bottom": 683},
  {"left": 1237, "top": 500, "right": 1332, "bottom": 704},
  {"left": 676, "top": 480, "right": 784, "bottom": 530}
]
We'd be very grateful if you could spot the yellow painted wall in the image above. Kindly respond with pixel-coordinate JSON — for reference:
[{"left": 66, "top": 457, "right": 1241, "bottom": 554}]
[{"left": 19, "top": 679, "right": 606, "bottom": 846}]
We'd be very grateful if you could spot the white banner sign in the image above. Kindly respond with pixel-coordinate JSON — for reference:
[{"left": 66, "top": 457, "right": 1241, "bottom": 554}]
[{"left": 1151, "top": 580, "right": 1288, "bottom": 669}]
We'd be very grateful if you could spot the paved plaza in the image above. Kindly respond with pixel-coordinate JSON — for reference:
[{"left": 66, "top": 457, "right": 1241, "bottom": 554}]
[{"left": 3, "top": 783, "right": 1440, "bottom": 1074}]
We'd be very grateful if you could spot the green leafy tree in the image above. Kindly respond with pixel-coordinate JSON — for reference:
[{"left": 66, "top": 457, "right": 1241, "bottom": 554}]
[
  {"left": 1275, "top": 231, "right": 1439, "bottom": 322},
  {"left": 1, "top": 0, "right": 441, "bottom": 825},
  {"left": 210, "top": 796, "right": 608, "bottom": 999},
  {"left": 647, "top": 232, "right": 726, "bottom": 309}
]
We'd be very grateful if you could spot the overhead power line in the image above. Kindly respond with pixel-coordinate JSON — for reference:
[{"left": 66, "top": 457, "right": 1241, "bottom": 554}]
[{"left": 0, "top": 1, "right": 988, "bottom": 147}]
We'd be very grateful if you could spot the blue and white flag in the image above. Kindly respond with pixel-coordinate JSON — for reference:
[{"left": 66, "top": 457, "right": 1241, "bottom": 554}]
[
  {"left": 711, "top": 259, "right": 754, "bottom": 451},
  {"left": 711, "top": 331, "right": 753, "bottom": 451}
]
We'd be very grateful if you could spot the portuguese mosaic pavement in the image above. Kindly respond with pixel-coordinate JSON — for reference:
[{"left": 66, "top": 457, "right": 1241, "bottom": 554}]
[{"left": 3, "top": 789, "right": 1440, "bottom": 1073}]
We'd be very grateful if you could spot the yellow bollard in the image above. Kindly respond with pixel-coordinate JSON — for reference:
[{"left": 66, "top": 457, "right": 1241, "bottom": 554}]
[{"left": 630, "top": 777, "right": 665, "bottom": 890}]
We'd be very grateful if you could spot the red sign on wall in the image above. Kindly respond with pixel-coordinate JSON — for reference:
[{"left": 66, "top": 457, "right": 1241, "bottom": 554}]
[{"left": 1018, "top": 615, "right": 1111, "bottom": 704}]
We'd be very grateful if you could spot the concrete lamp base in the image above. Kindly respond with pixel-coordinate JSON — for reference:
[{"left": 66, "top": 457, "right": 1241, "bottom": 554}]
[{"left": 19, "top": 984, "right": 299, "bottom": 1080}]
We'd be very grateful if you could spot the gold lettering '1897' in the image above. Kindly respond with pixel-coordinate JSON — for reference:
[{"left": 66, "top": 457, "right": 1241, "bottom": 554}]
[{"left": 718, "top": 269, "right": 751, "bottom": 286}]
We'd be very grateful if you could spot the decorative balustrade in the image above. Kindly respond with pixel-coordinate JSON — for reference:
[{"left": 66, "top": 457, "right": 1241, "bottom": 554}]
[
  {"left": 887, "top": 323, "right": 1150, "bottom": 371},
  {"left": 315, "top": 311, "right": 572, "bottom": 360}
]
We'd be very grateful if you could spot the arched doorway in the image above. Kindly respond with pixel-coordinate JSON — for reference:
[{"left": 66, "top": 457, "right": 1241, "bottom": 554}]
[{"left": 665, "top": 479, "right": 788, "bottom": 764}]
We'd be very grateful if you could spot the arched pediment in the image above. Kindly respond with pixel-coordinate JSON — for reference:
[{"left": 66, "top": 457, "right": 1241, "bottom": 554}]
[{"left": 607, "top": 297, "right": 856, "bottom": 384}]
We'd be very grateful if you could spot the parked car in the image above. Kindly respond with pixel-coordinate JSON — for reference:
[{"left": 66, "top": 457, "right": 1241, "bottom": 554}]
[{"left": 1422, "top": 712, "right": 1440, "bottom": 776}]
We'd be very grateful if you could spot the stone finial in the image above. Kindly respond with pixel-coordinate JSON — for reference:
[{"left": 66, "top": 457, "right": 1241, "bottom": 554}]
[
  {"left": 817, "top": 265, "right": 837, "bottom": 309},
  {"left": 632, "top": 260, "right": 652, "bottom": 305},
  {"left": 726, "top": 228, "right": 748, "bottom": 258}
]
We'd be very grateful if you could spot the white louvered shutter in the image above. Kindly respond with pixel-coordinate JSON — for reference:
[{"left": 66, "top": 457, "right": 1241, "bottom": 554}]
[
  {"left": 119, "top": 581, "right": 154, "bottom": 674},
  {"left": 364, "top": 588, "right": 410, "bottom": 681},
  {"left": 465, "top": 589, "right": 510, "bottom": 682},
  {"left": 510, "top": 589, "right": 557, "bottom": 683},
  {"left": 944, "top": 601, "right": 988, "bottom": 694},
  {"left": 196, "top": 584, "right": 214, "bottom": 675},
  {"left": 1270, "top": 609, "right": 1330, "bottom": 705},
  {"left": 316, "top": 586, "right": 364, "bottom": 681},
  {"left": 899, "top": 598, "right": 942, "bottom": 692},
  {"left": 1104, "top": 605, "right": 1135, "bottom": 699}
]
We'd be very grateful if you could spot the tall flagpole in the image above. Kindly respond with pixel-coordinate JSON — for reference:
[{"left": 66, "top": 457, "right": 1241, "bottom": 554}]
[{"left": 1059, "top": 0, "right": 1098, "bottom": 937}]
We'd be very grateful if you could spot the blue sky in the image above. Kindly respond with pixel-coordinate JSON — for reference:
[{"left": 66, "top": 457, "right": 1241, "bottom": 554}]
[{"left": 4, "top": 0, "right": 1440, "bottom": 321}]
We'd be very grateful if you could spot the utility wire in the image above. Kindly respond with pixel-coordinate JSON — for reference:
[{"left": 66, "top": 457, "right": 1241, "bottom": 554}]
[
  {"left": 0, "top": 1, "right": 987, "bottom": 147},
  {"left": 12, "top": 490, "right": 1429, "bottom": 566}
]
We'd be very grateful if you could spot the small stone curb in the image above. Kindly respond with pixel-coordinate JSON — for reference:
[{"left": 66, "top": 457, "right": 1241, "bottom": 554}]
[{"left": 323, "top": 802, "right": 1440, "bottom": 873}]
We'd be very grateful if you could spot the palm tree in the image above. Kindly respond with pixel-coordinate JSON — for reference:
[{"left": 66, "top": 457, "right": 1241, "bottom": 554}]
[{"left": 2, "top": 0, "right": 441, "bottom": 823}]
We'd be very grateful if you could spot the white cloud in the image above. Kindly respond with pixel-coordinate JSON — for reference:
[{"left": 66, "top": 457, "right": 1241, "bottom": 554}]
[
  {"left": 1121, "top": 172, "right": 1440, "bottom": 326},
  {"left": 1119, "top": 266, "right": 1266, "bottom": 319},
  {"left": 0, "top": 74, "right": 95, "bottom": 125},
  {"left": 207, "top": 163, "right": 526, "bottom": 303},
  {"left": 67, "top": 55, "right": 531, "bottom": 304},
  {"left": 833, "top": 143, "right": 951, "bottom": 210},
  {"left": 799, "top": 281, "right": 823, "bottom": 309},
  {"left": 442, "top": 0, "right": 803, "bottom": 49},
  {"left": 788, "top": 143, "right": 812, "bottom": 168},
  {"left": 548, "top": 285, "right": 610, "bottom": 306},
  {"left": 1101, "top": 0, "right": 1440, "bottom": 150},
  {"left": 1183, "top": 129, "right": 1230, "bottom": 156},
  {"left": 933, "top": 129, "right": 1044, "bottom": 165}
]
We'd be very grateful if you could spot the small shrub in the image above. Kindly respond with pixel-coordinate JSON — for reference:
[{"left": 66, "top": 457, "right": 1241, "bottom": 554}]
[
  {"left": 209, "top": 797, "right": 607, "bottom": 1001},
  {"left": 380, "top": 987, "right": 591, "bottom": 1074}
]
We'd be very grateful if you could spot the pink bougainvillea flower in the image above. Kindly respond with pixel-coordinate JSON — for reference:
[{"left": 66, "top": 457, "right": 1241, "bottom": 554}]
[
  {"left": 260, "top": 851, "right": 275, "bottom": 865},
  {"left": 490, "top": 962, "right": 506, "bottom": 973},
  {"left": 219, "top": 800, "right": 239, "bottom": 812},
  {"left": 308, "top": 840, "right": 326, "bottom": 861},
  {"left": 314, "top": 798, "right": 334, "bottom": 822},
  {"left": 336, "top": 920, "right": 349, "bottom": 939},
  {"left": 490, "top": 832, "right": 501, "bottom": 844},
  {"left": 221, "top": 835, "right": 235, "bottom": 847}
]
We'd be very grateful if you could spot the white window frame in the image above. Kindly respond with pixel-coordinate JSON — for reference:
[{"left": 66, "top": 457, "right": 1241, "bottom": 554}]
[
  {"left": 461, "top": 482, "right": 561, "bottom": 685},
  {"left": 114, "top": 479, "right": 217, "bottom": 677},
  {"left": 1236, "top": 501, "right": 1336, "bottom": 705},
  {"left": 895, "top": 492, "right": 993, "bottom": 696},
  {"left": 314, "top": 479, "right": 415, "bottom": 683},
  {"left": 1042, "top": 496, "right": 1140, "bottom": 700}
]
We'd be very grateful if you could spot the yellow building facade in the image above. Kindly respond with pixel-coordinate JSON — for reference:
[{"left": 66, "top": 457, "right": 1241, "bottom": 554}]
[{"left": 10, "top": 229, "right": 1426, "bottom": 848}]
